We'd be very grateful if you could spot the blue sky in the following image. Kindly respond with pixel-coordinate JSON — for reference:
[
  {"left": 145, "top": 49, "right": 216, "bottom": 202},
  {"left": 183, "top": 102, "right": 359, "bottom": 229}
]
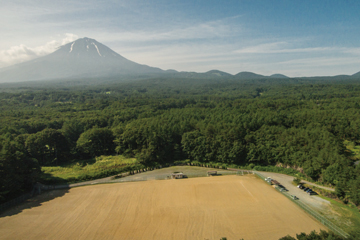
[{"left": 1, "top": 0, "right": 360, "bottom": 77}]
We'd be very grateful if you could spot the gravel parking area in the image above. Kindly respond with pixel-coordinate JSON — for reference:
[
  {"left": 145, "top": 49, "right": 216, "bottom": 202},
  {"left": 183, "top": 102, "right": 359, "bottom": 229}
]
[
  {"left": 259, "top": 171, "right": 330, "bottom": 211},
  {"left": 113, "top": 166, "right": 234, "bottom": 182}
]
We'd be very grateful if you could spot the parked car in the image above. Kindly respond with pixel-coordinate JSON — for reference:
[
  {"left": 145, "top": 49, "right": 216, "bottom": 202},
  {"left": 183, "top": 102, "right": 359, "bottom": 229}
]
[
  {"left": 306, "top": 189, "right": 312, "bottom": 193},
  {"left": 291, "top": 195, "right": 299, "bottom": 200},
  {"left": 303, "top": 187, "right": 309, "bottom": 191}
]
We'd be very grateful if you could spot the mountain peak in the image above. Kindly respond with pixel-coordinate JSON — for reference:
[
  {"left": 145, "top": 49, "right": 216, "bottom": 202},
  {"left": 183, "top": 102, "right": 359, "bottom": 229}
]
[
  {"left": 235, "top": 71, "right": 264, "bottom": 79},
  {"left": 205, "top": 70, "right": 232, "bottom": 77},
  {"left": 56, "top": 37, "right": 122, "bottom": 60},
  {"left": 270, "top": 73, "right": 289, "bottom": 78},
  {"left": 0, "top": 37, "right": 163, "bottom": 82}
]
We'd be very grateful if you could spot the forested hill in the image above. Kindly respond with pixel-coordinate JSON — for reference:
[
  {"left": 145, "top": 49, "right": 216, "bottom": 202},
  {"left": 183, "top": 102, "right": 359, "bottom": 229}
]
[{"left": 0, "top": 77, "right": 360, "bottom": 205}]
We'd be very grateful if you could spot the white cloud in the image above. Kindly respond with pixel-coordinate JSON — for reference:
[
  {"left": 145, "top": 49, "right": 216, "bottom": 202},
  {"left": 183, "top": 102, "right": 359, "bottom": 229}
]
[
  {"left": 60, "top": 33, "right": 78, "bottom": 45},
  {"left": 0, "top": 33, "right": 78, "bottom": 68}
]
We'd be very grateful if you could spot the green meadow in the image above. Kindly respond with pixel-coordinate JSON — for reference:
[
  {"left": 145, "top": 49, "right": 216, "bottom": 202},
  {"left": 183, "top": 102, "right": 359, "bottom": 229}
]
[{"left": 40, "top": 155, "right": 142, "bottom": 184}]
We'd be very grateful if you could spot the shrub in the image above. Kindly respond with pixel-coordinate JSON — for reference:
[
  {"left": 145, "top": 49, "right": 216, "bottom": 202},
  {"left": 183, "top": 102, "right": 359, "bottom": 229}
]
[{"left": 293, "top": 177, "right": 301, "bottom": 185}]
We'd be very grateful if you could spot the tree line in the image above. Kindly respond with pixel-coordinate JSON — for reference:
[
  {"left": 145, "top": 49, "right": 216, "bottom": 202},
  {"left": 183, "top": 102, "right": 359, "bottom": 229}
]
[{"left": 0, "top": 77, "right": 360, "bottom": 206}]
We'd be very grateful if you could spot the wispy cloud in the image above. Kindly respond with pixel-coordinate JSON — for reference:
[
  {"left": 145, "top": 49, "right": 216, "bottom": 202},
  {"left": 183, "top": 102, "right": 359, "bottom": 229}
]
[
  {"left": 101, "top": 17, "right": 239, "bottom": 43},
  {"left": 278, "top": 56, "right": 360, "bottom": 68},
  {"left": 0, "top": 33, "right": 78, "bottom": 68},
  {"left": 342, "top": 47, "right": 360, "bottom": 55},
  {"left": 244, "top": 56, "right": 360, "bottom": 77},
  {"left": 234, "top": 41, "right": 334, "bottom": 54}
]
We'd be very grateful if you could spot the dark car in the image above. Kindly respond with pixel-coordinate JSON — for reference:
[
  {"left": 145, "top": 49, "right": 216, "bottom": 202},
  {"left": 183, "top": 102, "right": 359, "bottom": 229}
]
[
  {"left": 306, "top": 189, "right": 312, "bottom": 193},
  {"left": 303, "top": 187, "right": 309, "bottom": 191}
]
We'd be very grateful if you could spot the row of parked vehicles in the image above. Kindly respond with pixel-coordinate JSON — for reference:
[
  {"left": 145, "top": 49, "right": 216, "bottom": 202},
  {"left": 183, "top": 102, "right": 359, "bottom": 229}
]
[{"left": 297, "top": 184, "right": 317, "bottom": 195}]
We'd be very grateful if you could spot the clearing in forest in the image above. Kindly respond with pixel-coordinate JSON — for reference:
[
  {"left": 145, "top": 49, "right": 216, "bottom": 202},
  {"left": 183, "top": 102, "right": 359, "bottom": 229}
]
[{"left": 0, "top": 175, "right": 325, "bottom": 240}]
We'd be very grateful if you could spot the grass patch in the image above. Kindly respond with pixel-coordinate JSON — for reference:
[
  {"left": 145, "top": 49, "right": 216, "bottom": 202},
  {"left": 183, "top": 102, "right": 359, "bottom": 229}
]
[
  {"left": 302, "top": 183, "right": 337, "bottom": 198},
  {"left": 318, "top": 195, "right": 360, "bottom": 234},
  {"left": 252, "top": 165, "right": 308, "bottom": 179},
  {"left": 40, "top": 155, "right": 143, "bottom": 184},
  {"left": 174, "top": 160, "right": 312, "bottom": 181},
  {"left": 293, "top": 177, "right": 301, "bottom": 186}
]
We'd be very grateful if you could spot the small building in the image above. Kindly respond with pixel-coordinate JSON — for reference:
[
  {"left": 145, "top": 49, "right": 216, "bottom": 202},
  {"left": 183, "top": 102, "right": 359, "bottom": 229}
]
[{"left": 171, "top": 172, "right": 184, "bottom": 179}]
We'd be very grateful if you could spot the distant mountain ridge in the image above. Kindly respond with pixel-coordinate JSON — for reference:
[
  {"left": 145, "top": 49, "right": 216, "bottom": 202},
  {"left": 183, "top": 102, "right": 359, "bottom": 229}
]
[
  {"left": 0, "top": 37, "right": 358, "bottom": 83},
  {"left": 235, "top": 71, "right": 265, "bottom": 79},
  {"left": 205, "top": 70, "right": 233, "bottom": 77},
  {"left": 233, "top": 72, "right": 290, "bottom": 79}
]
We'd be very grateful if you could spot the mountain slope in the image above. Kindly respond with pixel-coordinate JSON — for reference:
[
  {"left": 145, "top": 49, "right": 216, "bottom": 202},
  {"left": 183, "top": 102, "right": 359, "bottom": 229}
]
[
  {"left": 0, "top": 37, "right": 163, "bottom": 83},
  {"left": 352, "top": 71, "right": 360, "bottom": 78},
  {"left": 234, "top": 71, "right": 265, "bottom": 79},
  {"left": 270, "top": 74, "right": 289, "bottom": 78},
  {"left": 205, "top": 70, "right": 233, "bottom": 77}
]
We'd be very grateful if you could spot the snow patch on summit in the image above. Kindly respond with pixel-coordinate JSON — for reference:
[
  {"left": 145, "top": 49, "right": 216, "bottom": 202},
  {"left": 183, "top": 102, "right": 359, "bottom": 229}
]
[
  {"left": 69, "top": 42, "right": 75, "bottom": 53},
  {"left": 91, "top": 42, "right": 102, "bottom": 57}
]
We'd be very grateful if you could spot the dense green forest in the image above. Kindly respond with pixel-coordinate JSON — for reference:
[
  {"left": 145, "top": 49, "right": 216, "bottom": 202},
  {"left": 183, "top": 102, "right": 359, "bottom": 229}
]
[{"left": 1, "top": 77, "right": 360, "bottom": 207}]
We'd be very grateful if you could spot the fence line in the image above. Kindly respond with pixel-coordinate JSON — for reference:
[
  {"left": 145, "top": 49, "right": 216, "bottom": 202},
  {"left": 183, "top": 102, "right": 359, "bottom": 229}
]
[{"left": 253, "top": 171, "right": 349, "bottom": 239}]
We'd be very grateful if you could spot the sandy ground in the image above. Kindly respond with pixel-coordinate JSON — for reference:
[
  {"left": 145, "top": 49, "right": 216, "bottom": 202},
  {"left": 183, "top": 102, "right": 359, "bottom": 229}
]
[{"left": 0, "top": 175, "right": 325, "bottom": 240}]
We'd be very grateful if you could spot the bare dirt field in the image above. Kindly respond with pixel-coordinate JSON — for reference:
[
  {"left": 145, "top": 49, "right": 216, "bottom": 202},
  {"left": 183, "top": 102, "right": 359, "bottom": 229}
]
[{"left": 0, "top": 175, "right": 325, "bottom": 240}]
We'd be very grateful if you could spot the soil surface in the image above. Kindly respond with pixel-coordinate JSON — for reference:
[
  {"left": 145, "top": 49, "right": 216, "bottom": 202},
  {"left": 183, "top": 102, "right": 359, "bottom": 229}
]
[{"left": 0, "top": 175, "right": 325, "bottom": 240}]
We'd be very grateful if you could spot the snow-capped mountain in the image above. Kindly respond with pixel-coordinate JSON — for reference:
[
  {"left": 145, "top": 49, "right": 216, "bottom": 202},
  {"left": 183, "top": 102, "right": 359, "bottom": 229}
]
[{"left": 0, "top": 37, "right": 163, "bottom": 82}]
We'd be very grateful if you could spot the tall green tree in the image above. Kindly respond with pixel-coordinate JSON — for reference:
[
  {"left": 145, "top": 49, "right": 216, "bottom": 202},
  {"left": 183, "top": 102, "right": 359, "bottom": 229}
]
[
  {"left": 25, "top": 129, "right": 70, "bottom": 165},
  {"left": 76, "top": 127, "right": 115, "bottom": 157},
  {"left": 0, "top": 139, "right": 40, "bottom": 203}
]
